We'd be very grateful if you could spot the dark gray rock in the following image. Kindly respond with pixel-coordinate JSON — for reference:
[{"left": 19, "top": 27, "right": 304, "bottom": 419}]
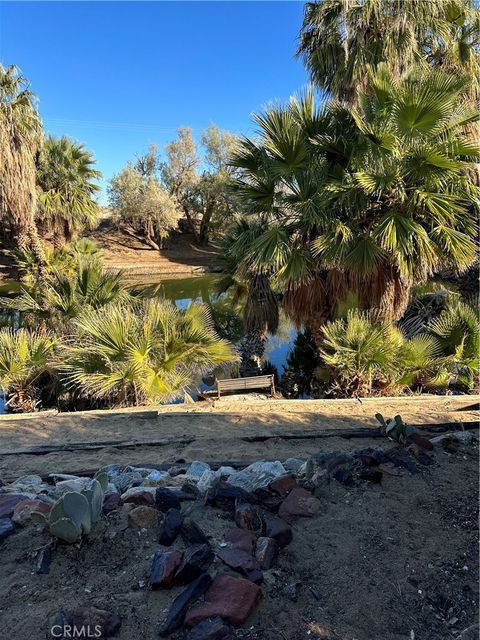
[
  {"left": 181, "top": 517, "right": 210, "bottom": 545},
  {"left": 187, "top": 616, "right": 235, "bottom": 640},
  {"left": 261, "top": 512, "right": 292, "bottom": 548},
  {"left": 205, "top": 482, "right": 257, "bottom": 511},
  {"left": 0, "top": 517, "right": 15, "bottom": 541},
  {"left": 159, "top": 508, "right": 184, "bottom": 546},
  {"left": 174, "top": 544, "right": 214, "bottom": 585},
  {"left": 359, "top": 468, "right": 383, "bottom": 483},
  {"left": 159, "top": 573, "right": 212, "bottom": 637},
  {"left": 156, "top": 488, "right": 181, "bottom": 512},
  {"left": 36, "top": 543, "right": 53, "bottom": 574},
  {"left": 284, "top": 582, "right": 298, "bottom": 602}
]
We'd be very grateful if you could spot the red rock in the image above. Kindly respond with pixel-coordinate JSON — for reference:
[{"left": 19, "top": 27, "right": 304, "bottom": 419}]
[
  {"left": 255, "top": 537, "right": 278, "bottom": 570},
  {"left": 267, "top": 474, "right": 297, "bottom": 496},
  {"left": 11, "top": 499, "right": 51, "bottom": 525},
  {"left": 224, "top": 528, "right": 256, "bottom": 553},
  {"left": 122, "top": 489, "right": 155, "bottom": 506},
  {"left": 0, "top": 494, "right": 29, "bottom": 519},
  {"left": 149, "top": 550, "right": 184, "bottom": 588},
  {"left": 261, "top": 512, "right": 292, "bottom": 548},
  {"left": 103, "top": 492, "right": 121, "bottom": 514},
  {"left": 410, "top": 432, "right": 434, "bottom": 451},
  {"left": 234, "top": 503, "right": 262, "bottom": 533},
  {"left": 185, "top": 574, "right": 261, "bottom": 627},
  {"left": 71, "top": 607, "right": 121, "bottom": 637},
  {"left": 217, "top": 547, "right": 263, "bottom": 584},
  {"left": 278, "top": 488, "right": 320, "bottom": 523}
]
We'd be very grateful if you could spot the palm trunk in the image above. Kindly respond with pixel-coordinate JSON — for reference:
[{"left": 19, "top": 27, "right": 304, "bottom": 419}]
[{"left": 239, "top": 329, "right": 267, "bottom": 376}]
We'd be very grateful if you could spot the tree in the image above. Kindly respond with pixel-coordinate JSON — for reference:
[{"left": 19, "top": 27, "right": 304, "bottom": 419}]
[
  {"left": 298, "top": 0, "right": 480, "bottom": 104},
  {"left": 61, "top": 299, "right": 238, "bottom": 406},
  {"left": 0, "top": 64, "right": 45, "bottom": 265},
  {"left": 161, "top": 125, "right": 239, "bottom": 244},
  {"left": 108, "top": 165, "right": 181, "bottom": 250},
  {"left": 36, "top": 135, "right": 101, "bottom": 249},
  {"left": 228, "top": 68, "right": 479, "bottom": 348}
]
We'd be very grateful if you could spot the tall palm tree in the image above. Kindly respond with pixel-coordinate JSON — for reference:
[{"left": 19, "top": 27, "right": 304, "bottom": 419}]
[
  {"left": 0, "top": 64, "right": 45, "bottom": 264},
  {"left": 229, "top": 68, "right": 479, "bottom": 347},
  {"left": 298, "top": 0, "right": 480, "bottom": 104},
  {"left": 36, "top": 135, "right": 101, "bottom": 248}
]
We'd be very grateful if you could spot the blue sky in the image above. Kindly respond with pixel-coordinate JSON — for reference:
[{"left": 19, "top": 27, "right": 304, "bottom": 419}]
[{"left": 0, "top": 1, "right": 307, "bottom": 202}]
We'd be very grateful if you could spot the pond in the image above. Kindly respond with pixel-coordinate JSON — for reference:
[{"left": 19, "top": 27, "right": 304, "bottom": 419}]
[
  {"left": 0, "top": 274, "right": 313, "bottom": 413},
  {"left": 133, "top": 274, "right": 311, "bottom": 398}
]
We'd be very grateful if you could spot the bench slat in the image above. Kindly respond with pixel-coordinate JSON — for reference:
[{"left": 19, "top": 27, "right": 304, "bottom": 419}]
[{"left": 216, "top": 375, "right": 274, "bottom": 398}]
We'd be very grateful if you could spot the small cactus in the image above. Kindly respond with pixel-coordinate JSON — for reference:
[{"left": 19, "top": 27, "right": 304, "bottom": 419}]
[
  {"left": 34, "top": 475, "right": 107, "bottom": 543},
  {"left": 375, "top": 413, "right": 414, "bottom": 445}
]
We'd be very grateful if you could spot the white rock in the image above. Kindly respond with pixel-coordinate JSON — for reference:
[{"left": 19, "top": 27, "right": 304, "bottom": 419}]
[
  {"left": 430, "top": 431, "right": 475, "bottom": 445},
  {"left": 284, "top": 458, "right": 304, "bottom": 474},
  {"left": 146, "top": 470, "right": 169, "bottom": 481},
  {"left": 227, "top": 460, "right": 287, "bottom": 492},
  {"left": 186, "top": 461, "right": 211, "bottom": 479},
  {"left": 197, "top": 470, "right": 216, "bottom": 494},
  {"left": 55, "top": 477, "right": 91, "bottom": 494},
  {"left": 214, "top": 466, "right": 236, "bottom": 478},
  {"left": 13, "top": 475, "right": 43, "bottom": 486}
]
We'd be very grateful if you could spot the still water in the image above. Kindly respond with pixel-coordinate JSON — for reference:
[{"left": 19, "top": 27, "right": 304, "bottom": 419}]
[{"left": 135, "top": 274, "right": 300, "bottom": 378}]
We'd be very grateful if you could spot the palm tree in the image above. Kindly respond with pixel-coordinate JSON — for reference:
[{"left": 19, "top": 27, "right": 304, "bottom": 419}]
[
  {"left": 36, "top": 135, "right": 101, "bottom": 248},
  {"left": 61, "top": 299, "right": 238, "bottom": 406},
  {"left": 426, "top": 299, "right": 480, "bottom": 390},
  {"left": 229, "top": 68, "right": 479, "bottom": 347},
  {"left": 0, "top": 328, "right": 55, "bottom": 411},
  {"left": 0, "top": 64, "right": 45, "bottom": 264},
  {"left": 298, "top": 0, "right": 480, "bottom": 104},
  {"left": 320, "top": 310, "right": 405, "bottom": 395},
  {"left": 219, "top": 219, "right": 279, "bottom": 374}
]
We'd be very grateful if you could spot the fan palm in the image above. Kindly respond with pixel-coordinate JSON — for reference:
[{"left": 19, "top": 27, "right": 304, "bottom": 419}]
[
  {"left": 229, "top": 68, "right": 479, "bottom": 347},
  {"left": 426, "top": 299, "right": 480, "bottom": 389},
  {"left": 0, "top": 328, "right": 55, "bottom": 411},
  {"left": 219, "top": 218, "right": 279, "bottom": 373},
  {"left": 320, "top": 310, "right": 404, "bottom": 395},
  {"left": 0, "top": 257, "right": 127, "bottom": 331},
  {"left": 36, "top": 135, "right": 101, "bottom": 248},
  {"left": 298, "top": 0, "right": 480, "bottom": 104},
  {"left": 0, "top": 64, "right": 45, "bottom": 264},
  {"left": 61, "top": 299, "right": 238, "bottom": 406}
]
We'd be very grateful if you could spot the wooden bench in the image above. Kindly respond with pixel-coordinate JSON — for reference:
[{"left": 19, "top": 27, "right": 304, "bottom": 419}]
[{"left": 215, "top": 374, "right": 275, "bottom": 399}]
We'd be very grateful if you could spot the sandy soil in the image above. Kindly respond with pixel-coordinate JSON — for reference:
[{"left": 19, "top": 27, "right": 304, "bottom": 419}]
[
  {"left": 0, "top": 395, "right": 477, "bottom": 479},
  {"left": 86, "top": 225, "right": 221, "bottom": 277},
  {"left": 0, "top": 399, "right": 477, "bottom": 640}
]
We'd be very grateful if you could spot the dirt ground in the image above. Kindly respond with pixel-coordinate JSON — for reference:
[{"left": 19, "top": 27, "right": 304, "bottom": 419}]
[
  {"left": 0, "top": 396, "right": 478, "bottom": 640},
  {"left": 0, "top": 395, "right": 477, "bottom": 479},
  {"left": 86, "top": 225, "right": 221, "bottom": 277}
]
